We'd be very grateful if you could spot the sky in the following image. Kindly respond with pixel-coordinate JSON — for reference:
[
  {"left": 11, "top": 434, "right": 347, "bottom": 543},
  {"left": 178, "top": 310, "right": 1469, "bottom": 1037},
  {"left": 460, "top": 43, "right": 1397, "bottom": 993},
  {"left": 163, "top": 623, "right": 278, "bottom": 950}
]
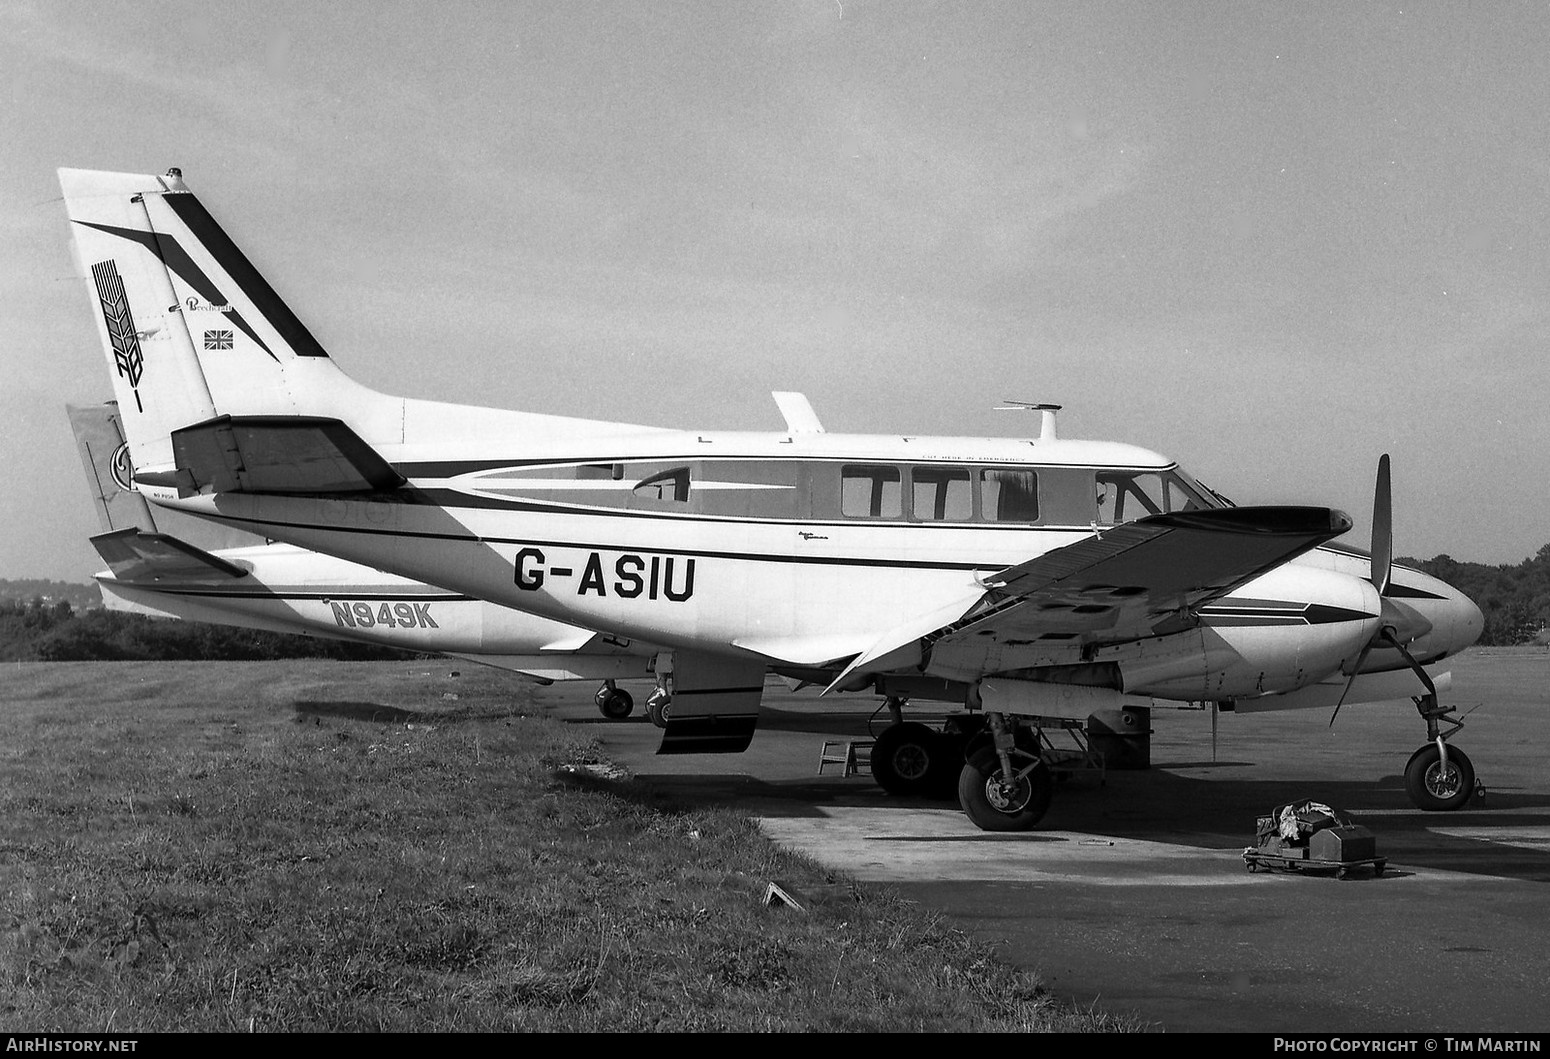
[{"left": 3, "top": 0, "right": 1548, "bottom": 581}]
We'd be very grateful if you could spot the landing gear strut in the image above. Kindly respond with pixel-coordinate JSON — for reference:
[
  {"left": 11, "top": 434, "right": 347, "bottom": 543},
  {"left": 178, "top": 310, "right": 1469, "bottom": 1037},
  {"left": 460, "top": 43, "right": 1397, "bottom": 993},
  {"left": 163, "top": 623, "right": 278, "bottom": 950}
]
[
  {"left": 956, "top": 712, "right": 1053, "bottom": 832},
  {"left": 1404, "top": 691, "right": 1482, "bottom": 811},
  {"left": 594, "top": 680, "right": 634, "bottom": 720}
]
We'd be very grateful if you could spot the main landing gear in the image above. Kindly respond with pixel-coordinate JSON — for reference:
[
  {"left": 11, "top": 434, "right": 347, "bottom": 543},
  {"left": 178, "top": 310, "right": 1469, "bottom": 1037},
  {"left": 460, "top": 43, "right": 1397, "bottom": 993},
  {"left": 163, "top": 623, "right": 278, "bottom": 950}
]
[
  {"left": 867, "top": 697, "right": 964, "bottom": 800},
  {"left": 956, "top": 712, "right": 1054, "bottom": 831},
  {"left": 591, "top": 679, "right": 675, "bottom": 729},
  {"left": 1403, "top": 692, "right": 1483, "bottom": 811},
  {"left": 867, "top": 699, "right": 1055, "bottom": 831},
  {"left": 646, "top": 686, "right": 673, "bottom": 729},
  {"left": 594, "top": 680, "right": 634, "bottom": 720}
]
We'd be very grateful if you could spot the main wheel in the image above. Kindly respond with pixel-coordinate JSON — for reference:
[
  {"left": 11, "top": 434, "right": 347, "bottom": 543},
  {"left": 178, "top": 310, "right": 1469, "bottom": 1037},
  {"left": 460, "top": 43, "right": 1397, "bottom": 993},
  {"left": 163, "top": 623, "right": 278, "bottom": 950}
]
[
  {"left": 870, "top": 723, "right": 944, "bottom": 797},
  {"left": 595, "top": 687, "right": 634, "bottom": 720},
  {"left": 1404, "top": 743, "right": 1475, "bottom": 811},
  {"left": 647, "top": 690, "right": 672, "bottom": 729},
  {"left": 957, "top": 748, "right": 1053, "bottom": 832}
]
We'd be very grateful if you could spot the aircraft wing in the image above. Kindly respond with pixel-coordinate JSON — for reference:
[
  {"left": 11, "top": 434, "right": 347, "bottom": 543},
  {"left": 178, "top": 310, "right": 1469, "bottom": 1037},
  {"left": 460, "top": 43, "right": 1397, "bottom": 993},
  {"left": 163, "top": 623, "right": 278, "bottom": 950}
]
[
  {"left": 91, "top": 527, "right": 249, "bottom": 583},
  {"left": 830, "top": 506, "right": 1352, "bottom": 689}
]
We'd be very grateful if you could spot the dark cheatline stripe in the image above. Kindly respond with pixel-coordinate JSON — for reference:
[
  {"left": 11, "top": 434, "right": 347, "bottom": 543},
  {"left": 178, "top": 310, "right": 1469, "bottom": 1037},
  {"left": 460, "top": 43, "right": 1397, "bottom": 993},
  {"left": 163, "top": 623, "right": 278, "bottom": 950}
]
[
  {"left": 161, "top": 193, "right": 330, "bottom": 358},
  {"left": 112, "top": 584, "right": 471, "bottom": 602},
  {"left": 202, "top": 510, "right": 1002, "bottom": 572},
  {"left": 76, "top": 220, "right": 278, "bottom": 361},
  {"left": 1200, "top": 601, "right": 1374, "bottom": 625}
]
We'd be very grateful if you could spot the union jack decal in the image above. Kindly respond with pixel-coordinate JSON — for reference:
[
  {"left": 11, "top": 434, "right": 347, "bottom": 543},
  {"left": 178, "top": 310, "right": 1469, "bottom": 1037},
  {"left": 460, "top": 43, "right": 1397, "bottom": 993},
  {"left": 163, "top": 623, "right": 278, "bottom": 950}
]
[
  {"left": 90, "top": 260, "right": 145, "bottom": 412},
  {"left": 204, "top": 329, "right": 233, "bottom": 350}
]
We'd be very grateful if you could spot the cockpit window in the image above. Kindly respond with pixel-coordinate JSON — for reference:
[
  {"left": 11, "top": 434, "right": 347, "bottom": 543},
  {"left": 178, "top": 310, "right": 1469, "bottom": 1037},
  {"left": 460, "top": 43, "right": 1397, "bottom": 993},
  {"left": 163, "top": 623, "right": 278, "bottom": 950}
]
[{"left": 1095, "top": 469, "right": 1218, "bottom": 525}]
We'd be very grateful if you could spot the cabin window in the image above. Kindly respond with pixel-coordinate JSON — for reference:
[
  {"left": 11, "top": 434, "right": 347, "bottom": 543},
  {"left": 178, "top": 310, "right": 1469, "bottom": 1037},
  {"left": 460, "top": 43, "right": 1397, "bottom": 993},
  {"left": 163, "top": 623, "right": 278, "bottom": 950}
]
[
  {"left": 910, "top": 467, "right": 973, "bottom": 521},
  {"left": 841, "top": 465, "right": 902, "bottom": 518},
  {"left": 632, "top": 466, "right": 691, "bottom": 503},
  {"left": 980, "top": 468, "right": 1040, "bottom": 522},
  {"left": 691, "top": 460, "right": 805, "bottom": 518}
]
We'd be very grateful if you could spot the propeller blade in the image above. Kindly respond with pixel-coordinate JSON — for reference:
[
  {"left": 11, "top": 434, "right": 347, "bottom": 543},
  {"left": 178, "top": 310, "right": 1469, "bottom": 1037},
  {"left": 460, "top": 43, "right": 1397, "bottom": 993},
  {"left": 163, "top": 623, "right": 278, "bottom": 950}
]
[
  {"left": 1371, "top": 454, "right": 1392, "bottom": 597},
  {"left": 1330, "top": 638, "right": 1377, "bottom": 727}
]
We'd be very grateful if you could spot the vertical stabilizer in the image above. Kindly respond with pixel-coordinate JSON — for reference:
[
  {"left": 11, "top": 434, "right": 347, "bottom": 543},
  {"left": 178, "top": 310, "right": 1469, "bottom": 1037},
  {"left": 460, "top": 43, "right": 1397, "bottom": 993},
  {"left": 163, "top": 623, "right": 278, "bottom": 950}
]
[
  {"left": 60, "top": 169, "right": 217, "bottom": 475},
  {"left": 59, "top": 167, "right": 396, "bottom": 474},
  {"left": 66, "top": 402, "right": 158, "bottom": 534}
]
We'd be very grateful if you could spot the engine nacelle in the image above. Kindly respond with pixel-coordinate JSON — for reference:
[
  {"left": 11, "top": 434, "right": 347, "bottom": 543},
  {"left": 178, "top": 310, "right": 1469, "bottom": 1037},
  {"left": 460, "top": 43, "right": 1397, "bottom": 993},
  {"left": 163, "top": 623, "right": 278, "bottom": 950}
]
[{"left": 1102, "top": 564, "right": 1381, "bottom": 701}]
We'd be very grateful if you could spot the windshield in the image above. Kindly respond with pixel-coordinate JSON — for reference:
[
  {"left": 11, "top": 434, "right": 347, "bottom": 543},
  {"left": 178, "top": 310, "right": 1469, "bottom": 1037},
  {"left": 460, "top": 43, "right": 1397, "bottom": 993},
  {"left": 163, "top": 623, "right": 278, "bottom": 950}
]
[{"left": 1095, "top": 467, "right": 1223, "bottom": 525}]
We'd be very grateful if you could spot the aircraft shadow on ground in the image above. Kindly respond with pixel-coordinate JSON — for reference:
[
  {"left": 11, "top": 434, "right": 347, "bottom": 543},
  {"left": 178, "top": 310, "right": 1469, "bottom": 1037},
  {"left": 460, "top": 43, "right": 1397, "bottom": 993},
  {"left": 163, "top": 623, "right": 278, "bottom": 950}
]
[
  {"left": 622, "top": 756, "right": 1550, "bottom": 885},
  {"left": 293, "top": 699, "right": 462, "bottom": 724}
]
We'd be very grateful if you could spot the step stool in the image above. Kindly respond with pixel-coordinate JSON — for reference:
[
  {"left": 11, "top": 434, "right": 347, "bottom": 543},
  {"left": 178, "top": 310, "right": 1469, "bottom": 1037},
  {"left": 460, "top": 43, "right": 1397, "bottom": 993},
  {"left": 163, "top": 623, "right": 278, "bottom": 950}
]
[{"left": 818, "top": 739, "right": 873, "bottom": 777}]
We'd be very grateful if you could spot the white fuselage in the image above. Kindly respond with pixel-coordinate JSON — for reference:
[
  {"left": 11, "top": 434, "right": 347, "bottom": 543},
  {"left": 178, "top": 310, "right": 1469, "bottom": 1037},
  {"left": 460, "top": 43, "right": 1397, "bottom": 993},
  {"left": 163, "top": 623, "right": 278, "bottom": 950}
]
[{"left": 149, "top": 415, "right": 1482, "bottom": 707}]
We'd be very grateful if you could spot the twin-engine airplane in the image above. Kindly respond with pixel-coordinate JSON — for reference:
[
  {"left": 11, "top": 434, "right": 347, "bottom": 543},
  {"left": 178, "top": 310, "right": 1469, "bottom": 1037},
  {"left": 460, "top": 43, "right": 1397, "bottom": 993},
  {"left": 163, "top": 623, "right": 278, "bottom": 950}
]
[
  {"left": 59, "top": 166, "right": 1486, "bottom": 831},
  {"left": 68, "top": 402, "right": 663, "bottom": 718}
]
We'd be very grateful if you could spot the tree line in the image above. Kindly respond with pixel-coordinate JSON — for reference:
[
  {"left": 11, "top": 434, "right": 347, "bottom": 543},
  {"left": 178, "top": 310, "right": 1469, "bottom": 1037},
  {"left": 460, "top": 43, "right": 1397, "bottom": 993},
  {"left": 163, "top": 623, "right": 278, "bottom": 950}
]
[
  {"left": 1402, "top": 546, "right": 1550, "bottom": 647},
  {"left": 0, "top": 596, "right": 420, "bottom": 663}
]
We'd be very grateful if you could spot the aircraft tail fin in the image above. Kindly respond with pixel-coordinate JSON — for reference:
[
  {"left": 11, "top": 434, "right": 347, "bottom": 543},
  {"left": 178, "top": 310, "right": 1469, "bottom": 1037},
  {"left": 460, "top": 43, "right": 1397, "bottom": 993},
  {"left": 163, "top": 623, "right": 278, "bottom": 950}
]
[
  {"left": 59, "top": 167, "right": 395, "bottom": 481},
  {"left": 66, "top": 402, "right": 158, "bottom": 534}
]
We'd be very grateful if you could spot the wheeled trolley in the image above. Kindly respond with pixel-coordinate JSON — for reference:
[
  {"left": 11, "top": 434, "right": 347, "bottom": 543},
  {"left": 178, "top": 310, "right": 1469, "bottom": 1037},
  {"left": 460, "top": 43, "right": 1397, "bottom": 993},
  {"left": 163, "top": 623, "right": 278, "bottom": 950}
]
[{"left": 1241, "top": 801, "right": 1386, "bottom": 880}]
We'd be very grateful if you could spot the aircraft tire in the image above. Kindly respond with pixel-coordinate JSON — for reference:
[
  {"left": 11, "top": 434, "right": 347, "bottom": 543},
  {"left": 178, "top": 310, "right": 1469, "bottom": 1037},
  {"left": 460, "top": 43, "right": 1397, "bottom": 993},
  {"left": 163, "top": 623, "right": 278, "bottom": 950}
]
[
  {"left": 1404, "top": 743, "right": 1474, "bottom": 811},
  {"left": 957, "top": 748, "right": 1053, "bottom": 832},
  {"left": 596, "top": 688, "right": 634, "bottom": 720},
  {"left": 870, "top": 723, "right": 945, "bottom": 798},
  {"left": 647, "top": 691, "right": 672, "bottom": 729}
]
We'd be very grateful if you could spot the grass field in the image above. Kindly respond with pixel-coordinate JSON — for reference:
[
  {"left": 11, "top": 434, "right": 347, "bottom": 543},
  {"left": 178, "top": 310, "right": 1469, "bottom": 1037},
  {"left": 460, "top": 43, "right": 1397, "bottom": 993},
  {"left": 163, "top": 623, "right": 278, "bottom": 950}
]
[{"left": 0, "top": 660, "right": 1139, "bottom": 1032}]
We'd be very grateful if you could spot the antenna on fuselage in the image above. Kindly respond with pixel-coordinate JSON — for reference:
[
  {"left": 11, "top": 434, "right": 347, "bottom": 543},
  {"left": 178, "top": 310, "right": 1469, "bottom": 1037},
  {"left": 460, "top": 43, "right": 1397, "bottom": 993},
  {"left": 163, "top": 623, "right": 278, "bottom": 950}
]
[{"left": 995, "top": 400, "right": 1062, "bottom": 442}]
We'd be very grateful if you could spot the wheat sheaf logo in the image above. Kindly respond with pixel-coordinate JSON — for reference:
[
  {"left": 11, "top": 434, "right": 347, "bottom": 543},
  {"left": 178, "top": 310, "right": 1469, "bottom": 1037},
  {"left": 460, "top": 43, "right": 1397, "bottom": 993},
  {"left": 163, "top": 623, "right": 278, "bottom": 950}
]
[{"left": 91, "top": 259, "right": 145, "bottom": 412}]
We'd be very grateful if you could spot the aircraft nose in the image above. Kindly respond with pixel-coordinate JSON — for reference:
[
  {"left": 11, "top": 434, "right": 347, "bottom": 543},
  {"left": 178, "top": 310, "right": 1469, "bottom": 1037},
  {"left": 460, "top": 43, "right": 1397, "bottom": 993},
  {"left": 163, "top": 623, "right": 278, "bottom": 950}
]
[{"left": 1453, "top": 587, "right": 1485, "bottom": 649}]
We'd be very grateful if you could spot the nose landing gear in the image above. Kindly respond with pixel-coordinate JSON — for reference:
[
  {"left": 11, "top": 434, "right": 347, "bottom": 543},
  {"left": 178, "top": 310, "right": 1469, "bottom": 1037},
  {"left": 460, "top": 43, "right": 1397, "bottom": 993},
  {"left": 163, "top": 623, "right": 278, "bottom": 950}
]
[{"left": 1405, "top": 693, "right": 1485, "bottom": 811}]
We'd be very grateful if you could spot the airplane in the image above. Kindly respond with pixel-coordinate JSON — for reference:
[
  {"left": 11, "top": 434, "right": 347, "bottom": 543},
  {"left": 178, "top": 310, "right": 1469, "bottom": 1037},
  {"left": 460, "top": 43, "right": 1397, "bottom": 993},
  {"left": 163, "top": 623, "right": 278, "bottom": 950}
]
[
  {"left": 68, "top": 400, "right": 669, "bottom": 720},
  {"left": 58, "top": 166, "right": 1486, "bottom": 831}
]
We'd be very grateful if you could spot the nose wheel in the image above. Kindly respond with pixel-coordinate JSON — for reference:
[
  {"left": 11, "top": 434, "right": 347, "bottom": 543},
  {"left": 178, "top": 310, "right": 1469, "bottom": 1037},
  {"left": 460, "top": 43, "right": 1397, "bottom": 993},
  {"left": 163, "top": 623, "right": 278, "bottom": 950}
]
[
  {"left": 1404, "top": 694, "right": 1485, "bottom": 811},
  {"left": 1404, "top": 742, "right": 1476, "bottom": 811}
]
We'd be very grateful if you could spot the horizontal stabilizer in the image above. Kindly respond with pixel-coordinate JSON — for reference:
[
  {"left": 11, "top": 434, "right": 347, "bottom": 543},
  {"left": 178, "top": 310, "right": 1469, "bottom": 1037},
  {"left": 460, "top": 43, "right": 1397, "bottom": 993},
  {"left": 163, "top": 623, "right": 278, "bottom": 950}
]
[
  {"left": 154, "top": 415, "right": 405, "bottom": 494},
  {"left": 91, "top": 527, "right": 248, "bottom": 582}
]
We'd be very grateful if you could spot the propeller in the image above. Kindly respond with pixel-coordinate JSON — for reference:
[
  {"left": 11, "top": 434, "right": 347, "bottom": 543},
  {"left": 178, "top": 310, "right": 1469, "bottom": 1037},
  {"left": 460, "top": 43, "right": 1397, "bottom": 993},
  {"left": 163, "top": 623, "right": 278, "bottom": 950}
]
[
  {"left": 1371, "top": 454, "right": 1392, "bottom": 597},
  {"left": 1330, "top": 454, "right": 1433, "bottom": 726}
]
